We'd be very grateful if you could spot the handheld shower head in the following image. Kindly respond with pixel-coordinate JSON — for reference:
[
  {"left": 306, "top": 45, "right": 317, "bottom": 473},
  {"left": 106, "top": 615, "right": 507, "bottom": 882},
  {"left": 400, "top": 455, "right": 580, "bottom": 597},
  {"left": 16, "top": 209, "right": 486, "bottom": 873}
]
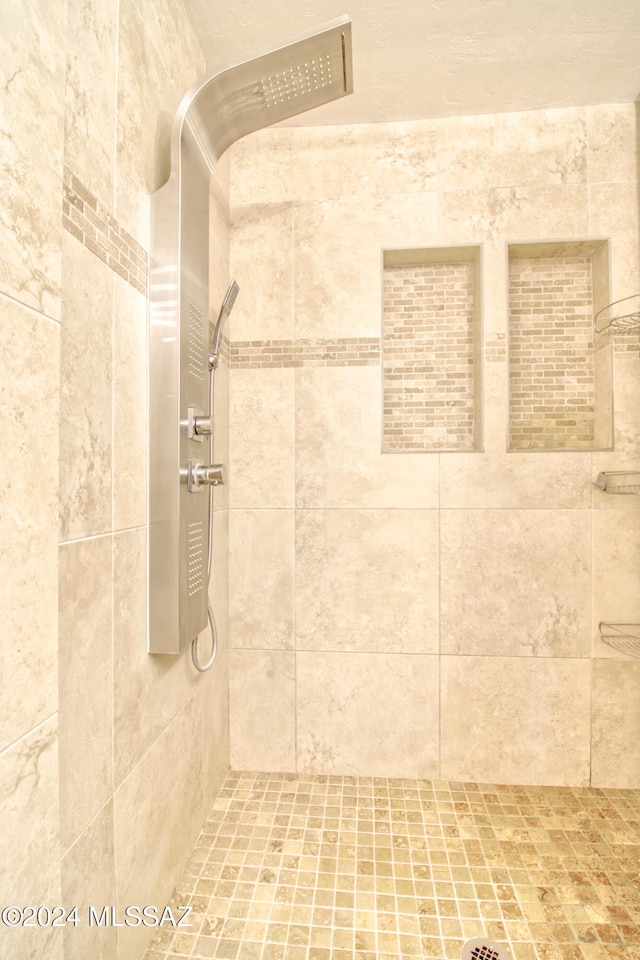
[{"left": 210, "top": 279, "right": 239, "bottom": 360}]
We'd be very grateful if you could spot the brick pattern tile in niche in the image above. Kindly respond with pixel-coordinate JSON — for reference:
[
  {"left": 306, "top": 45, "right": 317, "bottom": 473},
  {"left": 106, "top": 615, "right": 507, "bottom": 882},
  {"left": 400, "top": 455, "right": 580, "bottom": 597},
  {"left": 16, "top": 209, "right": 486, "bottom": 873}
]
[
  {"left": 62, "top": 166, "right": 148, "bottom": 295},
  {"left": 382, "top": 262, "right": 476, "bottom": 452},
  {"left": 509, "top": 257, "right": 595, "bottom": 450},
  {"left": 143, "top": 772, "right": 640, "bottom": 960}
]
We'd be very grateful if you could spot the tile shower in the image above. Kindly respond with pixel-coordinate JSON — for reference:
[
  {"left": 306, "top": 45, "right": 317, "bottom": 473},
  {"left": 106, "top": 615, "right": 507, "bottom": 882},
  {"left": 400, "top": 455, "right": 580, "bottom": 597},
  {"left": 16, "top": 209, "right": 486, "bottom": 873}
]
[{"left": 2, "top": 5, "right": 640, "bottom": 960}]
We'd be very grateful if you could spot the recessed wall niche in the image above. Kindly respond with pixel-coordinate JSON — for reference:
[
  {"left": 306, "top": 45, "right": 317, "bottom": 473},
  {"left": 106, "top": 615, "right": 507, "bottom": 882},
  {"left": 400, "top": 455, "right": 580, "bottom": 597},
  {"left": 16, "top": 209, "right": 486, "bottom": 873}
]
[
  {"left": 382, "top": 246, "right": 482, "bottom": 453},
  {"left": 508, "top": 240, "right": 612, "bottom": 452}
]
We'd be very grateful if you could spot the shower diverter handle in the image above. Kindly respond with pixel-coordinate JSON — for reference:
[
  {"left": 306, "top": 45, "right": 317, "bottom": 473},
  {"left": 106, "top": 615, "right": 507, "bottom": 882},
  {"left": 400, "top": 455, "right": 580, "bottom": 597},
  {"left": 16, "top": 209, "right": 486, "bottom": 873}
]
[{"left": 186, "top": 459, "right": 226, "bottom": 491}]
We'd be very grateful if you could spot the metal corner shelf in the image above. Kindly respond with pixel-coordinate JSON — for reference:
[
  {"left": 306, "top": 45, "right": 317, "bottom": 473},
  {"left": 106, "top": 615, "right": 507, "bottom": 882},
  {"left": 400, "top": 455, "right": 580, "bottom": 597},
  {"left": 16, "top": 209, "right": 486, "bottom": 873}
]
[{"left": 599, "top": 623, "right": 640, "bottom": 658}]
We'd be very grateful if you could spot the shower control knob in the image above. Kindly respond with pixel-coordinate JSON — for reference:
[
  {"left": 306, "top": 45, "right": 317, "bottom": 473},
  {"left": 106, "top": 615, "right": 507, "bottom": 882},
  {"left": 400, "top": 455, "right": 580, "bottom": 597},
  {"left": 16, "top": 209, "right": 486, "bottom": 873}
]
[{"left": 187, "top": 460, "right": 226, "bottom": 491}]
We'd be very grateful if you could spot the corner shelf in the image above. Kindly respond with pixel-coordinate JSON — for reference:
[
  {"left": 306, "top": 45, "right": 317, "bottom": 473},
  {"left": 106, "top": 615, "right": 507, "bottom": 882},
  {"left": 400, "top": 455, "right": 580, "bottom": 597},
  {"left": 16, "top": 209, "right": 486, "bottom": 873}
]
[
  {"left": 595, "top": 471, "right": 640, "bottom": 495},
  {"left": 599, "top": 623, "right": 640, "bottom": 658}
]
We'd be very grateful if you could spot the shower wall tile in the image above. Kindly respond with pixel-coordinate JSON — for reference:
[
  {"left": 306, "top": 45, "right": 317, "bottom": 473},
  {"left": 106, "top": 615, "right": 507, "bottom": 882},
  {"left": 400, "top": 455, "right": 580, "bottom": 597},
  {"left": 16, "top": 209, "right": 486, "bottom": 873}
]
[
  {"left": 437, "top": 108, "right": 588, "bottom": 191},
  {"left": 0, "top": 0, "right": 65, "bottom": 320},
  {"left": 292, "top": 120, "right": 438, "bottom": 200},
  {"left": 59, "top": 535, "right": 113, "bottom": 852},
  {"left": 60, "top": 801, "right": 117, "bottom": 960},
  {"left": 64, "top": 0, "right": 118, "bottom": 208},
  {"left": 588, "top": 181, "right": 640, "bottom": 295},
  {"left": 115, "top": 0, "right": 178, "bottom": 247},
  {"left": 230, "top": 128, "right": 294, "bottom": 204},
  {"left": 592, "top": 510, "right": 640, "bottom": 657},
  {"left": 210, "top": 509, "right": 230, "bottom": 652},
  {"left": 296, "top": 651, "right": 440, "bottom": 778},
  {"left": 593, "top": 356, "right": 640, "bottom": 475},
  {"left": 295, "top": 366, "right": 439, "bottom": 508},
  {"left": 591, "top": 659, "right": 640, "bottom": 787},
  {"left": 440, "top": 509, "right": 591, "bottom": 658},
  {"left": 0, "top": 297, "right": 59, "bottom": 752},
  {"left": 59, "top": 234, "right": 113, "bottom": 541},
  {"left": 114, "top": 694, "right": 204, "bottom": 960},
  {"left": 439, "top": 184, "right": 589, "bottom": 246},
  {"left": 112, "top": 527, "right": 200, "bottom": 787},
  {"left": 209, "top": 172, "right": 232, "bottom": 322},
  {"left": 586, "top": 103, "right": 638, "bottom": 184},
  {"left": 129, "top": 0, "right": 205, "bottom": 94},
  {"left": 201, "top": 654, "right": 230, "bottom": 805},
  {"left": 229, "top": 650, "right": 296, "bottom": 771},
  {"left": 296, "top": 509, "right": 439, "bottom": 654},
  {"left": 228, "top": 509, "right": 295, "bottom": 650},
  {"left": 0, "top": 717, "right": 62, "bottom": 960},
  {"left": 439, "top": 453, "right": 592, "bottom": 509},
  {"left": 228, "top": 368, "right": 295, "bottom": 508},
  {"left": 229, "top": 202, "right": 294, "bottom": 342},
  {"left": 440, "top": 656, "right": 591, "bottom": 785},
  {"left": 113, "top": 273, "right": 147, "bottom": 531},
  {"left": 293, "top": 193, "right": 438, "bottom": 341}
]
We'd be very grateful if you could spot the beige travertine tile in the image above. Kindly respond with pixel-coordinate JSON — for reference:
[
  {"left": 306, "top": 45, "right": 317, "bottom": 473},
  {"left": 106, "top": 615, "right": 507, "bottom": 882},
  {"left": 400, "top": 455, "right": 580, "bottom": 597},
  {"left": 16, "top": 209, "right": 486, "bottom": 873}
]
[
  {"left": 229, "top": 650, "right": 296, "bottom": 771},
  {"left": 61, "top": 802, "right": 117, "bottom": 960},
  {"left": 439, "top": 184, "right": 589, "bottom": 246},
  {"left": 59, "top": 536, "right": 113, "bottom": 852},
  {"left": 59, "top": 233, "right": 113, "bottom": 541},
  {"left": 228, "top": 368, "right": 295, "bottom": 508},
  {"left": 592, "top": 659, "right": 640, "bottom": 787},
  {"left": 296, "top": 651, "right": 440, "bottom": 777},
  {"left": 129, "top": 0, "right": 204, "bottom": 94},
  {"left": 209, "top": 509, "right": 229, "bottom": 655},
  {"left": 230, "top": 128, "right": 294, "bottom": 204},
  {"left": 437, "top": 108, "right": 588, "bottom": 191},
  {"left": 113, "top": 527, "right": 200, "bottom": 786},
  {"left": 292, "top": 120, "right": 437, "bottom": 200},
  {"left": 296, "top": 509, "right": 439, "bottom": 654},
  {"left": 0, "top": 296, "right": 58, "bottom": 751},
  {"left": 201, "top": 653, "right": 230, "bottom": 806},
  {"left": 440, "top": 452, "right": 592, "bottom": 509},
  {"left": 441, "top": 509, "right": 591, "bottom": 657},
  {"left": 115, "top": 0, "right": 178, "bottom": 247},
  {"left": 293, "top": 193, "right": 438, "bottom": 341},
  {"left": 592, "top": 510, "right": 640, "bottom": 657},
  {"left": 228, "top": 509, "right": 295, "bottom": 650},
  {"left": 0, "top": 0, "right": 65, "bottom": 319},
  {"left": 440, "top": 656, "right": 591, "bottom": 785},
  {"left": 114, "top": 694, "right": 204, "bottom": 960},
  {"left": 0, "top": 717, "right": 62, "bottom": 960},
  {"left": 229, "top": 201, "right": 294, "bottom": 342},
  {"left": 64, "top": 0, "right": 118, "bottom": 208},
  {"left": 113, "top": 273, "right": 147, "bottom": 531},
  {"left": 595, "top": 357, "right": 640, "bottom": 476},
  {"left": 209, "top": 172, "right": 231, "bottom": 326},
  {"left": 588, "top": 181, "right": 640, "bottom": 297},
  {"left": 586, "top": 103, "right": 638, "bottom": 184},
  {"left": 296, "top": 366, "right": 439, "bottom": 508}
]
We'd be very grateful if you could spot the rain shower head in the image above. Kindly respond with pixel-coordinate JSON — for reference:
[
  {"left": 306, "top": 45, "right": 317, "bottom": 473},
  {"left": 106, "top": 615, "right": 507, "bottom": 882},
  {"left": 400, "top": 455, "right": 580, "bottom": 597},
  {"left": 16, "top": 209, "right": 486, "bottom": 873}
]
[{"left": 175, "top": 16, "right": 353, "bottom": 168}]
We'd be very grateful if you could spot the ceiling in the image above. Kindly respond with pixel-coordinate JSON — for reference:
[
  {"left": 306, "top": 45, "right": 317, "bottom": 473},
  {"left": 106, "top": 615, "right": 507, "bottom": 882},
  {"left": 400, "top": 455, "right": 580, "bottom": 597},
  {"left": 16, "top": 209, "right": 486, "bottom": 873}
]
[{"left": 182, "top": 0, "right": 640, "bottom": 126}]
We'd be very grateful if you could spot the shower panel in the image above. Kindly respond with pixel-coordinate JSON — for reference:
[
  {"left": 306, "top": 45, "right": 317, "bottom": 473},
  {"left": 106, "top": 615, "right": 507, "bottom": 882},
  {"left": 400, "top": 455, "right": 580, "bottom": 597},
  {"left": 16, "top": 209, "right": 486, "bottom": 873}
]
[{"left": 148, "top": 17, "right": 353, "bottom": 655}]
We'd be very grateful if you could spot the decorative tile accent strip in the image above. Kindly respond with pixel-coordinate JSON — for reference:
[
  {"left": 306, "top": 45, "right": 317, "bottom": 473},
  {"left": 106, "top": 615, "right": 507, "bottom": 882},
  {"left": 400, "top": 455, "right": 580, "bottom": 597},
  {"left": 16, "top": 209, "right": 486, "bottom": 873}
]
[
  {"left": 143, "top": 771, "right": 640, "bottom": 960},
  {"left": 382, "top": 261, "right": 476, "bottom": 452},
  {"left": 486, "top": 334, "right": 507, "bottom": 362},
  {"left": 509, "top": 257, "right": 595, "bottom": 450},
  {"left": 229, "top": 337, "right": 381, "bottom": 369},
  {"left": 62, "top": 166, "right": 148, "bottom": 295}
]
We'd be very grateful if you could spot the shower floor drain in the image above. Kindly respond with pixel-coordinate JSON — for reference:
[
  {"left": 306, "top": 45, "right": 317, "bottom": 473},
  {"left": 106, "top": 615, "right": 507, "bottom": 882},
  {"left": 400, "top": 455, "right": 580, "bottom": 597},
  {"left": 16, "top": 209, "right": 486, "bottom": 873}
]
[{"left": 461, "top": 937, "right": 513, "bottom": 960}]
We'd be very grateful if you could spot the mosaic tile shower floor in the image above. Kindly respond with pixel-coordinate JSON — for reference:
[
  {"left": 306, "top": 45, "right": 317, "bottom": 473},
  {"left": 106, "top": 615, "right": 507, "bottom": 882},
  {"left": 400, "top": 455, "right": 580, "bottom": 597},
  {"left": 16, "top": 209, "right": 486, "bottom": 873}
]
[{"left": 144, "top": 772, "right": 640, "bottom": 960}]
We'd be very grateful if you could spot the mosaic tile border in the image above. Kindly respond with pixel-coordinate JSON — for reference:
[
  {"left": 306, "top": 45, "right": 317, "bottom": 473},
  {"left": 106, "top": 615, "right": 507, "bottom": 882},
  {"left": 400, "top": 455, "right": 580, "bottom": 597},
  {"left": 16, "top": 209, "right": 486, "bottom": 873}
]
[
  {"left": 229, "top": 338, "right": 381, "bottom": 369},
  {"left": 62, "top": 166, "right": 148, "bottom": 295},
  {"left": 144, "top": 770, "right": 640, "bottom": 960}
]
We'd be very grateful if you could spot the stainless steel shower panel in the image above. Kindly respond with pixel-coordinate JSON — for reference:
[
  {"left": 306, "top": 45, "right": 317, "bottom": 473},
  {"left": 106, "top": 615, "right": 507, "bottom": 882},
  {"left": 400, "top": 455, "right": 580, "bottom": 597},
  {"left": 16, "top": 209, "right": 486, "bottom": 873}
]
[
  {"left": 149, "top": 132, "right": 211, "bottom": 652},
  {"left": 149, "top": 17, "right": 353, "bottom": 655}
]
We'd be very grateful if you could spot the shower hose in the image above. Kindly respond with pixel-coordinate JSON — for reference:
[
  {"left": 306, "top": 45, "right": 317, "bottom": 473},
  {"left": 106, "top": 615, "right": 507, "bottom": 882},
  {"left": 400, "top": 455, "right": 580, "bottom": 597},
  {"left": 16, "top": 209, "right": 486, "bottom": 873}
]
[{"left": 190, "top": 353, "right": 220, "bottom": 673}]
